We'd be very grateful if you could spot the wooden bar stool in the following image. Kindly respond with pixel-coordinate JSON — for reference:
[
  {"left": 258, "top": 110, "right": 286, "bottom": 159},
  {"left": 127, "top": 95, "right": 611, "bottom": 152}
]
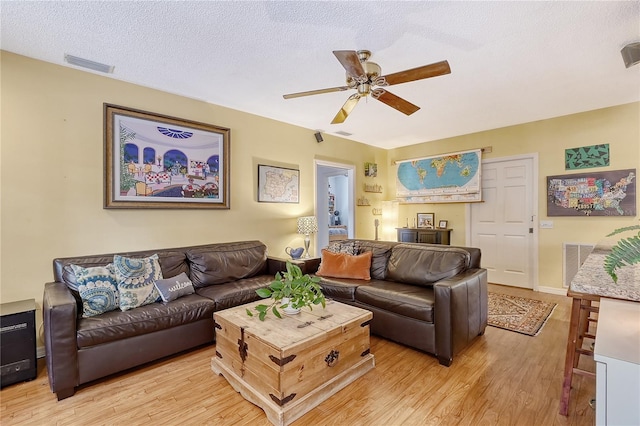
[{"left": 559, "top": 290, "right": 599, "bottom": 416}]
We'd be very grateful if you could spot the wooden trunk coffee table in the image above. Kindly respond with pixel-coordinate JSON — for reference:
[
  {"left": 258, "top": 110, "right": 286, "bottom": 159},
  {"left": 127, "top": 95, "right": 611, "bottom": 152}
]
[{"left": 211, "top": 300, "right": 375, "bottom": 426}]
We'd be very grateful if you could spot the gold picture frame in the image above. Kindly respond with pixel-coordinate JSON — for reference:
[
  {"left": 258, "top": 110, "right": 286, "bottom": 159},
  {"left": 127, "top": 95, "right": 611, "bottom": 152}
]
[{"left": 104, "top": 104, "right": 230, "bottom": 209}]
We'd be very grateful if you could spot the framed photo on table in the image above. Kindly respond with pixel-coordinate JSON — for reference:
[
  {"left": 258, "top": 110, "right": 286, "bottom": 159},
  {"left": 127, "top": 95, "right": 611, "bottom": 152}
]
[
  {"left": 438, "top": 220, "right": 448, "bottom": 229},
  {"left": 417, "top": 213, "right": 435, "bottom": 229},
  {"left": 104, "top": 104, "right": 230, "bottom": 209}
]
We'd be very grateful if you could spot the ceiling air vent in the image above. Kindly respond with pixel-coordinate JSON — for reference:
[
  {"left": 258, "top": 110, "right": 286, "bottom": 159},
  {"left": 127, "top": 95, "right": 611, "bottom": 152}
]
[
  {"left": 64, "top": 54, "right": 114, "bottom": 73},
  {"left": 334, "top": 131, "right": 353, "bottom": 137}
]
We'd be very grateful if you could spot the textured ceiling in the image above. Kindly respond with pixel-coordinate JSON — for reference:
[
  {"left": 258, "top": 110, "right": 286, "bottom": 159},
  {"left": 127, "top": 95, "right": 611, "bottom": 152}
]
[{"left": 2, "top": 1, "right": 639, "bottom": 149}]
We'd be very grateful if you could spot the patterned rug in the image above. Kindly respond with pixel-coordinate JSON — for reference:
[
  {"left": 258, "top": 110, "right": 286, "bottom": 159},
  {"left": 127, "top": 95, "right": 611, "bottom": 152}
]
[{"left": 488, "top": 292, "right": 557, "bottom": 336}]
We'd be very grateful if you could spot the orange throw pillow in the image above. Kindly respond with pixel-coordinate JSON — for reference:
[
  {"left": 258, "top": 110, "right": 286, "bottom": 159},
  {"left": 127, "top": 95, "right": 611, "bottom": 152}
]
[{"left": 316, "top": 249, "right": 372, "bottom": 280}]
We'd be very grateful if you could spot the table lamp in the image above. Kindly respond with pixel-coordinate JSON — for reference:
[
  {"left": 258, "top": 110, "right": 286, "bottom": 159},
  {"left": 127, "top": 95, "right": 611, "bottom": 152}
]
[{"left": 297, "top": 216, "right": 318, "bottom": 258}]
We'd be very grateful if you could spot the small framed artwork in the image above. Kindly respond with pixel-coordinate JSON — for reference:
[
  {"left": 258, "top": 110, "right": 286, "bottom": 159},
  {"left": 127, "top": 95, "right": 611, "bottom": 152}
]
[
  {"left": 104, "top": 104, "right": 230, "bottom": 209},
  {"left": 438, "top": 220, "right": 448, "bottom": 229},
  {"left": 257, "top": 164, "right": 300, "bottom": 203},
  {"left": 417, "top": 213, "right": 435, "bottom": 229},
  {"left": 365, "top": 162, "right": 378, "bottom": 177}
]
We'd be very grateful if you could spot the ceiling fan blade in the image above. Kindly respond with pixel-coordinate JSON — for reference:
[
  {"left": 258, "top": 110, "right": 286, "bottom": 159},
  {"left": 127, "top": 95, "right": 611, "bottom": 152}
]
[
  {"left": 333, "top": 50, "right": 366, "bottom": 81},
  {"left": 382, "top": 60, "right": 451, "bottom": 86},
  {"left": 373, "top": 90, "right": 420, "bottom": 116},
  {"left": 331, "top": 94, "right": 360, "bottom": 124},
  {"left": 283, "top": 86, "right": 350, "bottom": 99}
]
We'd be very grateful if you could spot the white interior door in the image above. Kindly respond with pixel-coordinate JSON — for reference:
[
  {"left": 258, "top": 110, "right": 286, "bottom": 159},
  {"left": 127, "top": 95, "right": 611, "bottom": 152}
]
[{"left": 470, "top": 156, "right": 535, "bottom": 288}]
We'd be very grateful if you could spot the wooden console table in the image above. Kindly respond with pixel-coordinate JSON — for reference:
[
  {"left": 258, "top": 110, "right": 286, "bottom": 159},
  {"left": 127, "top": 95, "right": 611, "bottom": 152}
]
[
  {"left": 396, "top": 228, "right": 451, "bottom": 245},
  {"left": 559, "top": 240, "right": 640, "bottom": 416}
]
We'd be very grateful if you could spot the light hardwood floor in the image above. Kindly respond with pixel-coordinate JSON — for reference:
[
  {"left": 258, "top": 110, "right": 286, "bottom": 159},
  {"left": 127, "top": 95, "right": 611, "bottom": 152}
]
[{"left": 1, "top": 284, "right": 595, "bottom": 425}]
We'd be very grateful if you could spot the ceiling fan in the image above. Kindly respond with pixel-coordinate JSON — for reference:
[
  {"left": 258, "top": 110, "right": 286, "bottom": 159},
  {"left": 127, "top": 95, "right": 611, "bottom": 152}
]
[{"left": 283, "top": 50, "right": 451, "bottom": 124}]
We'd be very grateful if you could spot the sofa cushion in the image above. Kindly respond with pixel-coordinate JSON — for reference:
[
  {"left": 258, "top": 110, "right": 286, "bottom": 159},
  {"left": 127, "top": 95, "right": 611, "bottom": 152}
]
[
  {"left": 355, "top": 241, "right": 392, "bottom": 280},
  {"left": 113, "top": 254, "right": 162, "bottom": 311},
  {"left": 355, "top": 281, "right": 435, "bottom": 323},
  {"left": 70, "top": 264, "right": 119, "bottom": 318},
  {"left": 187, "top": 241, "right": 267, "bottom": 287},
  {"left": 154, "top": 272, "right": 195, "bottom": 303},
  {"left": 195, "top": 275, "right": 273, "bottom": 311},
  {"left": 317, "top": 250, "right": 372, "bottom": 280},
  {"left": 386, "top": 245, "right": 470, "bottom": 286},
  {"left": 76, "top": 294, "right": 215, "bottom": 348},
  {"left": 317, "top": 276, "right": 375, "bottom": 302}
]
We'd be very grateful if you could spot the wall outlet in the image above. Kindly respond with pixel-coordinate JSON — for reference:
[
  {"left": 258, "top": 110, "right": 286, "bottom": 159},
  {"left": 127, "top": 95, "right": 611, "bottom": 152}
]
[{"left": 540, "top": 220, "right": 554, "bottom": 229}]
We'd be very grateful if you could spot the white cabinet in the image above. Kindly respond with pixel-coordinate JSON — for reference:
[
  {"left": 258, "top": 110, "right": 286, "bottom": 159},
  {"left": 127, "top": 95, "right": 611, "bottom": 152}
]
[{"left": 594, "top": 298, "right": 640, "bottom": 426}]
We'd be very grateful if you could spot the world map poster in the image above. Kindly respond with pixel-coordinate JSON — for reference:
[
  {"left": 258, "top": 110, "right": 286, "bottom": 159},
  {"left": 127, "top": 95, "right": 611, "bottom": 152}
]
[
  {"left": 547, "top": 169, "right": 636, "bottom": 216},
  {"left": 396, "top": 149, "right": 482, "bottom": 203}
]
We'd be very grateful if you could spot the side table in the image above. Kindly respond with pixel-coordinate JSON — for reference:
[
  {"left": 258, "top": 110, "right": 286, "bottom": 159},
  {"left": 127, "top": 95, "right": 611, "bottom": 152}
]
[
  {"left": 269, "top": 256, "right": 321, "bottom": 275},
  {"left": 0, "top": 299, "right": 37, "bottom": 387}
]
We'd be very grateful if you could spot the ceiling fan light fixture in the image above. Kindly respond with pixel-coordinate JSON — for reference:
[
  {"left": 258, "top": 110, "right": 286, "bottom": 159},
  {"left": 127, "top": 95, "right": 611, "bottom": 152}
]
[
  {"left": 64, "top": 54, "right": 114, "bottom": 73},
  {"left": 283, "top": 49, "right": 450, "bottom": 124},
  {"left": 357, "top": 82, "right": 371, "bottom": 96}
]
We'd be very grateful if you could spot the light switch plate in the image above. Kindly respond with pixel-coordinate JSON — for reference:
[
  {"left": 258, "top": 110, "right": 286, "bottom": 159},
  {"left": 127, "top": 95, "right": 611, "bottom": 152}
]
[{"left": 540, "top": 220, "right": 554, "bottom": 229}]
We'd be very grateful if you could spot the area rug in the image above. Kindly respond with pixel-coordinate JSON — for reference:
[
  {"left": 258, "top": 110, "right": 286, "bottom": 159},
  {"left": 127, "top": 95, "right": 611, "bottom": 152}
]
[{"left": 488, "top": 292, "right": 557, "bottom": 336}]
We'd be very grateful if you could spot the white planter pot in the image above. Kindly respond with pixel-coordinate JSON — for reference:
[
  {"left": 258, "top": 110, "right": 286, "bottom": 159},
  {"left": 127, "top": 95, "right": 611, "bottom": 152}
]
[{"left": 281, "top": 298, "right": 301, "bottom": 315}]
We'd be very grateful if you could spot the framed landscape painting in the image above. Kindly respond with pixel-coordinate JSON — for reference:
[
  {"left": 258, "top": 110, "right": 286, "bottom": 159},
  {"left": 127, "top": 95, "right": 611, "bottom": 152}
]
[{"left": 104, "top": 104, "right": 230, "bottom": 209}]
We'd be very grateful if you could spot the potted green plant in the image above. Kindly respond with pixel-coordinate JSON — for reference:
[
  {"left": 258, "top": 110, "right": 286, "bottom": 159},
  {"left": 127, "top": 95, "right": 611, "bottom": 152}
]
[
  {"left": 604, "top": 220, "right": 640, "bottom": 283},
  {"left": 246, "top": 261, "right": 325, "bottom": 321}
]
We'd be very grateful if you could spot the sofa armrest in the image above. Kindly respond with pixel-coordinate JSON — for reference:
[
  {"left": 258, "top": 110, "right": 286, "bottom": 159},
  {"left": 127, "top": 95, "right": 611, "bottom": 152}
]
[
  {"left": 433, "top": 268, "right": 488, "bottom": 366},
  {"left": 43, "top": 281, "right": 79, "bottom": 399}
]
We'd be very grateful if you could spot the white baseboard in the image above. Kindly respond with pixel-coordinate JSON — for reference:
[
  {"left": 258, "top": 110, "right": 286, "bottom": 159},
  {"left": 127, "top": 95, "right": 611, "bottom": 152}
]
[
  {"left": 37, "top": 346, "right": 45, "bottom": 359},
  {"left": 537, "top": 285, "right": 568, "bottom": 296}
]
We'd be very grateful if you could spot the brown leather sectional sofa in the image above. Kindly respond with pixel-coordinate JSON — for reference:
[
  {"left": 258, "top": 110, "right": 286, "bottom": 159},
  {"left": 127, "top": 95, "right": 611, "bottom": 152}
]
[
  {"left": 317, "top": 240, "right": 488, "bottom": 367},
  {"left": 43, "top": 240, "right": 285, "bottom": 400},
  {"left": 43, "top": 239, "right": 487, "bottom": 401}
]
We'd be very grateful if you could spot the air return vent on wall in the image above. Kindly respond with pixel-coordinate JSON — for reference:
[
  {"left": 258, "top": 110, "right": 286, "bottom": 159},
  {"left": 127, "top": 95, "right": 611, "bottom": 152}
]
[{"left": 563, "top": 243, "right": 594, "bottom": 288}]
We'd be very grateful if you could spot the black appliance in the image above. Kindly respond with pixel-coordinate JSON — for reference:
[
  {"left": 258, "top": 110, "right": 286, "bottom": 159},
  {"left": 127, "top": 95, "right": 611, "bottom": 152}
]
[{"left": 1, "top": 299, "right": 37, "bottom": 387}]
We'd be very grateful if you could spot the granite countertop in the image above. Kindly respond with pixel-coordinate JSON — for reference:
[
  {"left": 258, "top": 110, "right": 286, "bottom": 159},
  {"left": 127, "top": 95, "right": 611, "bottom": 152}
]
[{"left": 570, "top": 238, "right": 640, "bottom": 302}]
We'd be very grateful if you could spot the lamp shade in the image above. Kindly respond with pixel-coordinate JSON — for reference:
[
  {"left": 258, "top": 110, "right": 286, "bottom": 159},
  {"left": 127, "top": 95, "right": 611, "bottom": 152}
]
[{"left": 297, "top": 216, "right": 318, "bottom": 235}]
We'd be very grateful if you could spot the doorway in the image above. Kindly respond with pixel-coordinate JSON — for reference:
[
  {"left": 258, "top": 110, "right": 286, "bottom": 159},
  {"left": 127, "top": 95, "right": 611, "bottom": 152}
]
[
  {"left": 315, "top": 160, "right": 355, "bottom": 253},
  {"left": 467, "top": 154, "right": 538, "bottom": 289}
]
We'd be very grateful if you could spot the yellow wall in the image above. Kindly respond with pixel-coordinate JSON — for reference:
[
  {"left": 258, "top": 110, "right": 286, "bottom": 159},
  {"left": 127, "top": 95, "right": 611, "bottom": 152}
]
[
  {"left": 0, "top": 52, "right": 386, "bottom": 317},
  {"left": 387, "top": 103, "right": 640, "bottom": 290},
  {"left": 1, "top": 51, "right": 638, "bottom": 335}
]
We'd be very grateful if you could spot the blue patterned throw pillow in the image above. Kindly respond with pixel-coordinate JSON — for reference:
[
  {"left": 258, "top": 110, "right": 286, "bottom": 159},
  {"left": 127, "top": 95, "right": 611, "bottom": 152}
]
[
  {"left": 70, "top": 264, "right": 119, "bottom": 318},
  {"left": 113, "top": 254, "right": 163, "bottom": 311}
]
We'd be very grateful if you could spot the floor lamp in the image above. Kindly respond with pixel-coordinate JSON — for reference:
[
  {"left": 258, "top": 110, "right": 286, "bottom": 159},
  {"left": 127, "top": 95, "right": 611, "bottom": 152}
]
[{"left": 297, "top": 216, "right": 318, "bottom": 258}]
